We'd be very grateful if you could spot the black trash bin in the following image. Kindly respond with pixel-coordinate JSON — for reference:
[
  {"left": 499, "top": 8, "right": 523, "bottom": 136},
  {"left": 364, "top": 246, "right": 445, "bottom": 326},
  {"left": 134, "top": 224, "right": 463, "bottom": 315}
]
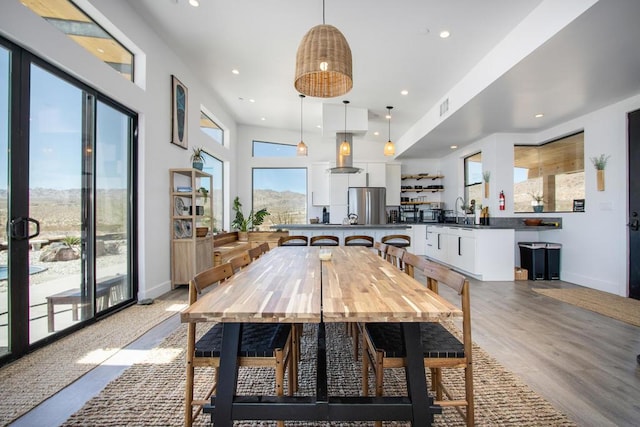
[
  {"left": 544, "top": 242, "right": 562, "bottom": 280},
  {"left": 518, "top": 242, "right": 546, "bottom": 280}
]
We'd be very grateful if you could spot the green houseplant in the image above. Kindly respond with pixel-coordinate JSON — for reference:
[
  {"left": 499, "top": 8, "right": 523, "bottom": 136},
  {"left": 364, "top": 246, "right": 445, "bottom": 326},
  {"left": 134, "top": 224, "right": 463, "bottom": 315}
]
[
  {"left": 530, "top": 192, "right": 544, "bottom": 213},
  {"left": 191, "top": 147, "right": 205, "bottom": 170},
  {"left": 231, "top": 196, "right": 270, "bottom": 240}
]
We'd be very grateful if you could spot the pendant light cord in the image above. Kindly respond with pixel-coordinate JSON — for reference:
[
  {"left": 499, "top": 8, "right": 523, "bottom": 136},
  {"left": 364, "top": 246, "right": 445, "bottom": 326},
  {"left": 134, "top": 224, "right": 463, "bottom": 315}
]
[
  {"left": 322, "top": 0, "right": 325, "bottom": 25},
  {"left": 300, "top": 94, "right": 304, "bottom": 141},
  {"left": 387, "top": 106, "right": 393, "bottom": 141}
]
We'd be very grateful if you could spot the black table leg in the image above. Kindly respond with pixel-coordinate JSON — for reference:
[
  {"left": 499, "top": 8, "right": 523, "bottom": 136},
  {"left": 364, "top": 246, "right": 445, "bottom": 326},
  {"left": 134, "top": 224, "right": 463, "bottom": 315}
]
[
  {"left": 402, "top": 322, "right": 439, "bottom": 426},
  {"left": 213, "top": 322, "right": 242, "bottom": 427}
]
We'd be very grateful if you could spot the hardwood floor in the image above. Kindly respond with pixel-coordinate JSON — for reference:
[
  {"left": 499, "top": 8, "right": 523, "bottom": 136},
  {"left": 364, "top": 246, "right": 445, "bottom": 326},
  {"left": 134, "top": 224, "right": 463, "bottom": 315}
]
[
  {"left": 437, "top": 277, "right": 640, "bottom": 427},
  {"left": 9, "top": 278, "right": 640, "bottom": 426}
]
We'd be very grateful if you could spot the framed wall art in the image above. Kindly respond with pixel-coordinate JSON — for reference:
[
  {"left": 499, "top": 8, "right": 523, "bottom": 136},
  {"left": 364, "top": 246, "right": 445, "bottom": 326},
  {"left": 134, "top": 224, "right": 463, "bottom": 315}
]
[{"left": 171, "top": 75, "right": 188, "bottom": 149}]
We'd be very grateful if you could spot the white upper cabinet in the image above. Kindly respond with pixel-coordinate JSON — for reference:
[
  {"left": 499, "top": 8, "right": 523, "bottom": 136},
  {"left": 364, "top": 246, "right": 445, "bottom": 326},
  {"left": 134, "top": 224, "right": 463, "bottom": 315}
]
[
  {"left": 385, "top": 163, "right": 401, "bottom": 206},
  {"left": 367, "top": 163, "right": 386, "bottom": 187},
  {"left": 348, "top": 163, "right": 367, "bottom": 187},
  {"left": 311, "top": 162, "right": 331, "bottom": 206}
]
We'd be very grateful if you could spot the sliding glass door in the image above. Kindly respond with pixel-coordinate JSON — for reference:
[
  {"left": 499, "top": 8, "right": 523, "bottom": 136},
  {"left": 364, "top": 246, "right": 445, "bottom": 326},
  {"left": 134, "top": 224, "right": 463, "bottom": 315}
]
[{"left": 0, "top": 37, "right": 136, "bottom": 362}]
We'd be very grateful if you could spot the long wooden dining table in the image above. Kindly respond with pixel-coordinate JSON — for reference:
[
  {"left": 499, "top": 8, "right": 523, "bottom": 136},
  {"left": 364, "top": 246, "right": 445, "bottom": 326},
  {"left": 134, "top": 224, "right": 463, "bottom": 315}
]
[{"left": 180, "top": 245, "right": 462, "bottom": 426}]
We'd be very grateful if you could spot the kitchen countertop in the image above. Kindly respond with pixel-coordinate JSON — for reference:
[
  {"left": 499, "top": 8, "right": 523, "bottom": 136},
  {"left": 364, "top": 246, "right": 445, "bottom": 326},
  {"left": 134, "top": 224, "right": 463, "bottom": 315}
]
[{"left": 272, "top": 224, "right": 411, "bottom": 230}]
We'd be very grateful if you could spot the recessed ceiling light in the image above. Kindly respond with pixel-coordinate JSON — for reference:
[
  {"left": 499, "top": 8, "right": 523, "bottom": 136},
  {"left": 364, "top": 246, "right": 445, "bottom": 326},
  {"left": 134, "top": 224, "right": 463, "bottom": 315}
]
[
  {"left": 535, "top": 113, "right": 544, "bottom": 118},
  {"left": 260, "top": 117, "right": 266, "bottom": 121},
  {"left": 450, "top": 145, "right": 458, "bottom": 149},
  {"left": 189, "top": 0, "right": 199, "bottom": 7},
  {"left": 439, "top": 30, "right": 450, "bottom": 39},
  {"left": 316, "top": 125, "right": 322, "bottom": 129},
  {"left": 373, "top": 131, "right": 379, "bottom": 136},
  {"left": 401, "top": 90, "right": 408, "bottom": 96},
  {"left": 231, "top": 69, "right": 239, "bottom": 75},
  {"left": 249, "top": 99, "right": 255, "bottom": 103}
]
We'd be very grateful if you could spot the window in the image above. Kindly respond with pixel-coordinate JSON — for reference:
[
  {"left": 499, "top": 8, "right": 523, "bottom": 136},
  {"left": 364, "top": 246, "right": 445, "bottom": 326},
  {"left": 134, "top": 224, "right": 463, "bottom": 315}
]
[
  {"left": 514, "top": 132, "right": 584, "bottom": 213},
  {"left": 22, "top": 0, "right": 134, "bottom": 81},
  {"left": 201, "top": 151, "right": 224, "bottom": 232},
  {"left": 200, "top": 111, "right": 223, "bottom": 145},
  {"left": 253, "top": 141, "right": 298, "bottom": 157},
  {"left": 252, "top": 168, "right": 307, "bottom": 229},
  {"left": 464, "top": 152, "right": 483, "bottom": 208}
]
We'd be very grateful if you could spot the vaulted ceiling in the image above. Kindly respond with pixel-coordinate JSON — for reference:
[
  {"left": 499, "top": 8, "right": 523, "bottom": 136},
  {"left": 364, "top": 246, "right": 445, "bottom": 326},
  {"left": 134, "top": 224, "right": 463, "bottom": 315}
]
[{"left": 125, "top": 0, "right": 640, "bottom": 158}]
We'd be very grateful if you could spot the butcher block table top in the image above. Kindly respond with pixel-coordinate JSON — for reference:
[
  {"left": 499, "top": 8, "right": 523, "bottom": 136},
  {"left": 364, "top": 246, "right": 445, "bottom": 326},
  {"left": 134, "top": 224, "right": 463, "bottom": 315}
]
[
  {"left": 322, "top": 246, "right": 461, "bottom": 322},
  {"left": 181, "top": 246, "right": 461, "bottom": 324}
]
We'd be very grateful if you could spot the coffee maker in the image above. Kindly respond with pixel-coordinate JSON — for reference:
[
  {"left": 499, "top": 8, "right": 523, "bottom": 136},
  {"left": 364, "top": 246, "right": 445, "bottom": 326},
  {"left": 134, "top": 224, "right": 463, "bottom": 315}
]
[{"left": 322, "top": 206, "right": 330, "bottom": 224}]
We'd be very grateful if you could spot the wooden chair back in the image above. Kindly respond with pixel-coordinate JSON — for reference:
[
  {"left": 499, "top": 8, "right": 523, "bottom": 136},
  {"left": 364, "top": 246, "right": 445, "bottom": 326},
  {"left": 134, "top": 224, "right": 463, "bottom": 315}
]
[
  {"left": 385, "top": 245, "right": 406, "bottom": 270},
  {"left": 189, "top": 263, "right": 234, "bottom": 304},
  {"left": 401, "top": 251, "right": 430, "bottom": 278},
  {"left": 310, "top": 235, "right": 339, "bottom": 246},
  {"left": 373, "top": 241, "right": 388, "bottom": 258},
  {"left": 344, "top": 235, "right": 374, "bottom": 247},
  {"left": 278, "top": 235, "right": 308, "bottom": 246},
  {"left": 228, "top": 252, "right": 251, "bottom": 273},
  {"left": 259, "top": 241, "right": 270, "bottom": 253},
  {"left": 248, "top": 245, "right": 263, "bottom": 261}
]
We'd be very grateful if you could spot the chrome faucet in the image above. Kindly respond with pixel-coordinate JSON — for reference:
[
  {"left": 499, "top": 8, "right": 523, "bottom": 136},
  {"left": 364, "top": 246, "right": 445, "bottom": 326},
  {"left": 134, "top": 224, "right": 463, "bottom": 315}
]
[{"left": 455, "top": 197, "right": 466, "bottom": 224}]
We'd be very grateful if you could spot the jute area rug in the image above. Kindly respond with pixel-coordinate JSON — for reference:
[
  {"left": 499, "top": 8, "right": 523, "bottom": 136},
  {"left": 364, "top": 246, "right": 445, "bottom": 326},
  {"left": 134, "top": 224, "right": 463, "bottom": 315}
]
[
  {"left": 62, "top": 322, "right": 575, "bottom": 427},
  {"left": 533, "top": 287, "right": 640, "bottom": 327},
  {"left": 0, "top": 291, "right": 188, "bottom": 425}
]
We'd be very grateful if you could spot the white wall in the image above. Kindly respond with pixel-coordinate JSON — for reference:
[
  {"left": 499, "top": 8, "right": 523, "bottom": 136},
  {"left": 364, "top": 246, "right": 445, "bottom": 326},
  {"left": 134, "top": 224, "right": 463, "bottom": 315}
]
[
  {"left": 436, "top": 93, "right": 640, "bottom": 296},
  {"left": 0, "top": 0, "right": 237, "bottom": 299}
]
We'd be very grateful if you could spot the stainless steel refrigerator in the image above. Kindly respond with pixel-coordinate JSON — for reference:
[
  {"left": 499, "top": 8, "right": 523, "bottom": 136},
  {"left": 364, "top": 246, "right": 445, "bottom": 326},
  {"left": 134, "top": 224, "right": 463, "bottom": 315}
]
[{"left": 348, "top": 187, "right": 387, "bottom": 225}]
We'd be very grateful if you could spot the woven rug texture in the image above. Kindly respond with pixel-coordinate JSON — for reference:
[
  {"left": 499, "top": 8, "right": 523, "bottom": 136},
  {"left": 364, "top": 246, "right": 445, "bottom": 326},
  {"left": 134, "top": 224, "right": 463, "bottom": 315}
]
[
  {"left": 0, "top": 294, "right": 187, "bottom": 425},
  {"left": 62, "top": 322, "right": 575, "bottom": 427},
  {"left": 533, "top": 287, "right": 640, "bottom": 327}
]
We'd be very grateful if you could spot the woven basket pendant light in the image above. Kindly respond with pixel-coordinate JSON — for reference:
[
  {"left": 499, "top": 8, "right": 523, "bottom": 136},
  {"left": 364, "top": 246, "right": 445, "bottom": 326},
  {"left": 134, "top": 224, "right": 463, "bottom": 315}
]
[
  {"left": 384, "top": 106, "right": 396, "bottom": 156},
  {"left": 294, "top": 0, "right": 353, "bottom": 98}
]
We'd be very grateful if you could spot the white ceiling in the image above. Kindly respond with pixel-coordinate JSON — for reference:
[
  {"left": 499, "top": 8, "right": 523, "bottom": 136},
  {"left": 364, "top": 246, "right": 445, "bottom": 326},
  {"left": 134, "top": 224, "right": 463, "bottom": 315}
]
[{"left": 125, "top": 0, "right": 640, "bottom": 159}]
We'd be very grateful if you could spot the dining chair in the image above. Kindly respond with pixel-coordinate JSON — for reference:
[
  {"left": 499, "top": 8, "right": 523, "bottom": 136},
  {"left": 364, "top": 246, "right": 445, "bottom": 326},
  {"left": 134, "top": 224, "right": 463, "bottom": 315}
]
[
  {"left": 381, "top": 234, "right": 411, "bottom": 248},
  {"left": 247, "top": 245, "right": 263, "bottom": 261},
  {"left": 373, "top": 241, "right": 389, "bottom": 258},
  {"left": 184, "top": 263, "right": 294, "bottom": 427},
  {"left": 259, "top": 241, "right": 271, "bottom": 253},
  {"left": 402, "top": 250, "right": 430, "bottom": 279},
  {"left": 361, "top": 262, "right": 474, "bottom": 427},
  {"left": 385, "top": 245, "right": 406, "bottom": 270},
  {"left": 277, "top": 235, "right": 309, "bottom": 246},
  {"left": 344, "top": 235, "right": 374, "bottom": 247},
  {"left": 228, "top": 251, "right": 251, "bottom": 273},
  {"left": 310, "top": 235, "right": 340, "bottom": 246}
]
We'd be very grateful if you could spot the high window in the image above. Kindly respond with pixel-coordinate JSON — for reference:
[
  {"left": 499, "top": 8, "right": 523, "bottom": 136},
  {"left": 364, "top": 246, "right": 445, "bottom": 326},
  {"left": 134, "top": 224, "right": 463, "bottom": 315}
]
[
  {"left": 514, "top": 132, "right": 585, "bottom": 213},
  {"left": 201, "top": 152, "right": 224, "bottom": 232},
  {"left": 252, "top": 168, "right": 307, "bottom": 229},
  {"left": 252, "top": 141, "right": 298, "bottom": 157},
  {"left": 200, "top": 111, "right": 223, "bottom": 146},
  {"left": 21, "top": 0, "right": 134, "bottom": 81},
  {"left": 464, "top": 152, "right": 483, "bottom": 209}
]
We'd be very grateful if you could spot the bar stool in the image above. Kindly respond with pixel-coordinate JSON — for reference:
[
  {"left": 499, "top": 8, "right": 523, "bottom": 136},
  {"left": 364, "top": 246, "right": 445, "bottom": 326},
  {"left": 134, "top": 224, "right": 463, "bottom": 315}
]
[
  {"left": 344, "top": 235, "right": 374, "bottom": 247},
  {"left": 310, "top": 235, "right": 339, "bottom": 246},
  {"left": 278, "top": 235, "right": 308, "bottom": 246},
  {"left": 381, "top": 234, "right": 411, "bottom": 248}
]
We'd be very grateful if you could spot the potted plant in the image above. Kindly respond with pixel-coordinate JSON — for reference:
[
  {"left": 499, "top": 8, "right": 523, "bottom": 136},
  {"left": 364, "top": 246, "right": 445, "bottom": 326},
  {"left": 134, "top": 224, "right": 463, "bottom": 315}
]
[
  {"left": 590, "top": 154, "right": 610, "bottom": 191},
  {"left": 231, "top": 196, "right": 270, "bottom": 241},
  {"left": 530, "top": 192, "right": 544, "bottom": 213},
  {"left": 191, "top": 147, "right": 205, "bottom": 170},
  {"left": 482, "top": 171, "right": 490, "bottom": 198}
]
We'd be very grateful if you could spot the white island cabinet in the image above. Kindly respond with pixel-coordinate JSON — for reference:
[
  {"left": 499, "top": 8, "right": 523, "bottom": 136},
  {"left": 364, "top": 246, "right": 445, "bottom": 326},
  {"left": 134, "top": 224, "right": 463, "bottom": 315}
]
[{"left": 426, "top": 225, "right": 514, "bottom": 281}]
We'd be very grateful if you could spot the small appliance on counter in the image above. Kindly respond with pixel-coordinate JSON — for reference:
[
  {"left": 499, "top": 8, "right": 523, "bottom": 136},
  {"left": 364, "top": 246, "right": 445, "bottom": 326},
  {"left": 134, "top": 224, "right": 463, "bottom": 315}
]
[{"left": 322, "top": 206, "right": 330, "bottom": 224}]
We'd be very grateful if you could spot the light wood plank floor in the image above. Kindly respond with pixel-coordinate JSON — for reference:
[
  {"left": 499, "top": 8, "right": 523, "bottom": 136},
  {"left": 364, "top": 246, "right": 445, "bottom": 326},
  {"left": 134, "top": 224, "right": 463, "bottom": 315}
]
[
  {"left": 10, "top": 277, "right": 640, "bottom": 426},
  {"left": 437, "top": 277, "right": 640, "bottom": 427}
]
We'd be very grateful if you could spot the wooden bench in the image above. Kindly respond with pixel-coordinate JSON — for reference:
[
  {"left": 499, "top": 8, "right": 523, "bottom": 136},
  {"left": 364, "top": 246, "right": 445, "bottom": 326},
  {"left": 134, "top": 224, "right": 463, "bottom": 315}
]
[
  {"left": 46, "top": 275, "right": 126, "bottom": 332},
  {"left": 212, "top": 232, "right": 251, "bottom": 266}
]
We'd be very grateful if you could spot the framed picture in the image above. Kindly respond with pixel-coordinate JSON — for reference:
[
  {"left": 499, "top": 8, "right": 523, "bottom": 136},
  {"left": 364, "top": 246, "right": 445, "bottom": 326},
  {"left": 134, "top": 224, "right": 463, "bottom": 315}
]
[
  {"left": 171, "top": 75, "right": 188, "bottom": 149},
  {"left": 573, "top": 198, "right": 585, "bottom": 212}
]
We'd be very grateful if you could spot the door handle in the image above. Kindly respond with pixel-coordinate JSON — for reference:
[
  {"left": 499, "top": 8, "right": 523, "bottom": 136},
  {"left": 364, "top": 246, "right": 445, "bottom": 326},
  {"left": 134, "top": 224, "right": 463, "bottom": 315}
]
[
  {"left": 458, "top": 236, "right": 462, "bottom": 256},
  {"left": 8, "top": 217, "right": 40, "bottom": 240},
  {"left": 630, "top": 219, "right": 639, "bottom": 231}
]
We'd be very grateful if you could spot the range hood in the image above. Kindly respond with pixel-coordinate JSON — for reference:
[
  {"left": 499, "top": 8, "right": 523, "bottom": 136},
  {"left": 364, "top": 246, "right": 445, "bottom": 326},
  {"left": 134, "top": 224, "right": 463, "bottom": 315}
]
[{"left": 328, "top": 133, "right": 362, "bottom": 174}]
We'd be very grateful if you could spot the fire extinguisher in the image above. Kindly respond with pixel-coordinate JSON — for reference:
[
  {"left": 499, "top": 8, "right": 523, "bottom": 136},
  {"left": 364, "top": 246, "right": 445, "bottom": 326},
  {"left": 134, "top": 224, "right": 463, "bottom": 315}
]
[{"left": 499, "top": 190, "right": 505, "bottom": 211}]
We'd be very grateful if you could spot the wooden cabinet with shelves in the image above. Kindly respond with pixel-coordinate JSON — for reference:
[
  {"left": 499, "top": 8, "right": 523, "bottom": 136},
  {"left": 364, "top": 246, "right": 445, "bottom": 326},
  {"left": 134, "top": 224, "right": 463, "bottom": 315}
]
[{"left": 170, "top": 168, "right": 214, "bottom": 288}]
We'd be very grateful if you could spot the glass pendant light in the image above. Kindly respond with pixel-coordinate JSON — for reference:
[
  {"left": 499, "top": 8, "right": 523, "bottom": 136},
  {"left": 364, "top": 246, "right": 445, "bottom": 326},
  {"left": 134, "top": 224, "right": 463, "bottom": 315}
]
[
  {"left": 297, "top": 94, "right": 308, "bottom": 156},
  {"left": 339, "top": 100, "right": 351, "bottom": 156},
  {"left": 384, "top": 105, "right": 396, "bottom": 156}
]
